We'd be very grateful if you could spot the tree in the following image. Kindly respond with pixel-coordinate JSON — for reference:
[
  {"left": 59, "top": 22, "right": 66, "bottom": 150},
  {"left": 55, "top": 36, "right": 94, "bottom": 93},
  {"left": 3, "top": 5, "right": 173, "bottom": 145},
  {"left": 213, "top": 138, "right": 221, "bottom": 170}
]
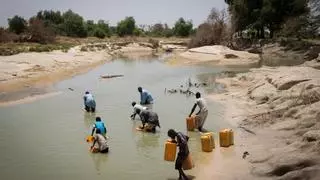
[
  {"left": 117, "top": 17, "right": 136, "bottom": 36},
  {"left": 225, "top": 0, "right": 309, "bottom": 38},
  {"left": 94, "top": 28, "right": 106, "bottom": 38},
  {"left": 28, "top": 18, "right": 55, "bottom": 43},
  {"left": 97, "top": 20, "right": 110, "bottom": 37},
  {"left": 173, "top": 18, "right": 193, "bottom": 37},
  {"left": 189, "top": 9, "right": 229, "bottom": 48},
  {"left": 8, "top": 15, "right": 27, "bottom": 34},
  {"left": 62, "top": 10, "right": 87, "bottom": 37}
]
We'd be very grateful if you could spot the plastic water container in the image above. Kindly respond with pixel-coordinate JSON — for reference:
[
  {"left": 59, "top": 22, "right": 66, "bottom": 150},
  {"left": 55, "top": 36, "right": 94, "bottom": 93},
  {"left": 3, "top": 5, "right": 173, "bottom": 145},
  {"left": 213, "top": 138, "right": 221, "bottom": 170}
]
[
  {"left": 164, "top": 140, "right": 177, "bottom": 161},
  {"left": 182, "top": 153, "right": 195, "bottom": 170},
  {"left": 203, "top": 132, "right": 215, "bottom": 150},
  {"left": 86, "top": 136, "right": 94, "bottom": 143},
  {"left": 186, "top": 116, "right": 195, "bottom": 131},
  {"left": 219, "top": 129, "right": 234, "bottom": 147},
  {"left": 201, "top": 135, "right": 212, "bottom": 152}
]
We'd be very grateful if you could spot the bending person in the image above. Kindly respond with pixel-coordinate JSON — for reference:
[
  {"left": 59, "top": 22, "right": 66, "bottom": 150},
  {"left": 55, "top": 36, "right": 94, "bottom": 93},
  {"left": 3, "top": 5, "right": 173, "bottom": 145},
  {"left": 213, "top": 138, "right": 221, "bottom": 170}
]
[
  {"left": 188, "top": 92, "right": 208, "bottom": 132},
  {"left": 168, "top": 129, "right": 190, "bottom": 180},
  {"left": 130, "top": 101, "right": 148, "bottom": 120},
  {"left": 136, "top": 109, "right": 160, "bottom": 133},
  {"left": 83, "top": 91, "right": 96, "bottom": 113},
  {"left": 91, "top": 116, "right": 107, "bottom": 137},
  {"left": 138, "top": 87, "right": 154, "bottom": 105},
  {"left": 91, "top": 129, "right": 109, "bottom": 153}
]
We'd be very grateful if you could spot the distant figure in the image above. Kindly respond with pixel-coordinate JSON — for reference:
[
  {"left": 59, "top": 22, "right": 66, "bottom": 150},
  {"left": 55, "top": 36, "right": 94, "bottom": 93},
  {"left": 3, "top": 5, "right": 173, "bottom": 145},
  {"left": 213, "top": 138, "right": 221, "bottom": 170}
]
[
  {"left": 91, "top": 129, "right": 109, "bottom": 153},
  {"left": 136, "top": 109, "right": 160, "bottom": 133},
  {"left": 189, "top": 92, "right": 208, "bottom": 132},
  {"left": 91, "top": 117, "right": 107, "bottom": 137},
  {"left": 168, "top": 129, "right": 190, "bottom": 180},
  {"left": 138, "top": 87, "right": 154, "bottom": 105},
  {"left": 84, "top": 91, "right": 96, "bottom": 113},
  {"left": 130, "top": 101, "right": 148, "bottom": 120}
]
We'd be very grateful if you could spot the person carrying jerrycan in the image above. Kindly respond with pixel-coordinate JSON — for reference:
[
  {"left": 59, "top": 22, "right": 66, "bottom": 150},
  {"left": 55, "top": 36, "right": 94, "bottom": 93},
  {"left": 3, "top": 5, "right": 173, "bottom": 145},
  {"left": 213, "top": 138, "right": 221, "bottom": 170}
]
[
  {"left": 189, "top": 92, "right": 208, "bottom": 132},
  {"left": 167, "top": 129, "right": 190, "bottom": 180}
]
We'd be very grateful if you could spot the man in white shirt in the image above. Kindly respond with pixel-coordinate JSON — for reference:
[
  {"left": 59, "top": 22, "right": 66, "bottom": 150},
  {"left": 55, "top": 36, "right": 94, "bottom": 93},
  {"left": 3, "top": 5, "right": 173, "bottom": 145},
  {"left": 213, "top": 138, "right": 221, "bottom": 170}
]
[
  {"left": 130, "top": 101, "right": 148, "bottom": 120},
  {"left": 189, "top": 92, "right": 208, "bottom": 132}
]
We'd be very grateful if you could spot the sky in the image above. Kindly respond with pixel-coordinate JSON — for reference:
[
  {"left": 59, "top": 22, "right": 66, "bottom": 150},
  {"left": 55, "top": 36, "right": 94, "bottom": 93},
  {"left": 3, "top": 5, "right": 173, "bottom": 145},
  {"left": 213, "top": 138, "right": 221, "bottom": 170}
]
[{"left": 0, "top": 0, "right": 227, "bottom": 27}]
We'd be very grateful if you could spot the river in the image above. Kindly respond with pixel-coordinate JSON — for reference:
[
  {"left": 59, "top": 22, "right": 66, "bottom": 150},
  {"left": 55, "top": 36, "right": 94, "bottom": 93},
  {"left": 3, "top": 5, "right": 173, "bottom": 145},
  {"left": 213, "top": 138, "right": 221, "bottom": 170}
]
[{"left": 0, "top": 57, "right": 247, "bottom": 180}]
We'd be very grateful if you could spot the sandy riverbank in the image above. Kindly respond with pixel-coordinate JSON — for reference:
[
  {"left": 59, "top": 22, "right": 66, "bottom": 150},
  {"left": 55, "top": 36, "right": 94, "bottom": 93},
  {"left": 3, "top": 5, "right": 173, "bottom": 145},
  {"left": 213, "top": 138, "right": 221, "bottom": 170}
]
[
  {"left": 208, "top": 65, "right": 320, "bottom": 179},
  {"left": 0, "top": 41, "right": 165, "bottom": 101},
  {"left": 167, "top": 45, "right": 260, "bottom": 68}
]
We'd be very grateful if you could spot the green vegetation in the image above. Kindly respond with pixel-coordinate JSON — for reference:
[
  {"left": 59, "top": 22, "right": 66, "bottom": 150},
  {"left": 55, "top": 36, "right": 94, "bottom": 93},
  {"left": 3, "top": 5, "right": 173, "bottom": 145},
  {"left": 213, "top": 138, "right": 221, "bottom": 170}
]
[
  {"left": 8, "top": 15, "right": 27, "bottom": 34},
  {"left": 0, "top": 42, "right": 73, "bottom": 56},
  {"left": 1, "top": 9, "right": 196, "bottom": 44},
  {"left": 173, "top": 18, "right": 193, "bottom": 37},
  {"left": 117, "top": 17, "right": 136, "bottom": 37},
  {"left": 224, "top": 0, "right": 311, "bottom": 38}
]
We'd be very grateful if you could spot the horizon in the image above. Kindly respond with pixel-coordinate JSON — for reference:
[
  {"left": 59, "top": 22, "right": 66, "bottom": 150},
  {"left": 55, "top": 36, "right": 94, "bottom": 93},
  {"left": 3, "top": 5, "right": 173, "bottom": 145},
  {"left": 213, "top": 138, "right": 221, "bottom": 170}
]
[{"left": 0, "top": 0, "right": 227, "bottom": 28}]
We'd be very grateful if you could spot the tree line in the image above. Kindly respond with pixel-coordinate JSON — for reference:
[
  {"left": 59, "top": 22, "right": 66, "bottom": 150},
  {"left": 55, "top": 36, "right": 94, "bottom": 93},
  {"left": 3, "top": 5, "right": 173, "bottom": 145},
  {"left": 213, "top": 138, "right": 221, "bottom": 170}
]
[
  {"left": 224, "top": 0, "right": 319, "bottom": 39},
  {"left": 1, "top": 9, "right": 195, "bottom": 43}
]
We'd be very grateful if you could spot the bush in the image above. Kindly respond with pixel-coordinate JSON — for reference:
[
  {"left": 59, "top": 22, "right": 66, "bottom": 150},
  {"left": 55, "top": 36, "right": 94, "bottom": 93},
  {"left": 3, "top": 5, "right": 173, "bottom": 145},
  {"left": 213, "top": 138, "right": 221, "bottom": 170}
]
[
  {"left": 28, "top": 19, "right": 55, "bottom": 44},
  {"left": 0, "top": 28, "right": 19, "bottom": 43},
  {"left": 148, "top": 38, "right": 159, "bottom": 49},
  {"left": 8, "top": 15, "right": 27, "bottom": 34},
  {"left": 94, "top": 28, "right": 106, "bottom": 39},
  {"left": 173, "top": 18, "right": 193, "bottom": 37},
  {"left": 117, "top": 17, "right": 136, "bottom": 37},
  {"left": 188, "top": 9, "right": 229, "bottom": 48}
]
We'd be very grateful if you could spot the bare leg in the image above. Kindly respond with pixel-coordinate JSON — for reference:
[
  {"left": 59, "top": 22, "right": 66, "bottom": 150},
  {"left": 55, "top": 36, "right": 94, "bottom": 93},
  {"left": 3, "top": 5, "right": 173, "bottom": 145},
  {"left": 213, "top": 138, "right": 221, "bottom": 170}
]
[{"left": 178, "top": 169, "right": 189, "bottom": 180}]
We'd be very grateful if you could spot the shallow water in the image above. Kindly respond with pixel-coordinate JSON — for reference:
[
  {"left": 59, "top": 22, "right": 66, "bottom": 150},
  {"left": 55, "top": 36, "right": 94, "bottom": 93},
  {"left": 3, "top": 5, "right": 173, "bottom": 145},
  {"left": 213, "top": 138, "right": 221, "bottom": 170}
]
[{"left": 0, "top": 58, "right": 247, "bottom": 180}]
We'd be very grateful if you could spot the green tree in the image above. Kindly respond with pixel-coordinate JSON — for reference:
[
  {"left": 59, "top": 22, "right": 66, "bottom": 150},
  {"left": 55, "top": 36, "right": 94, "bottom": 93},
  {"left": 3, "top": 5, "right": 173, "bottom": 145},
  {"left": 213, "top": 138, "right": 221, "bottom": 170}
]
[
  {"left": 116, "top": 17, "right": 136, "bottom": 36},
  {"left": 97, "top": 20, "right": 110, "bottom": 37},
  {"left": 94, "top": 28, "right": 106, "bottom": 38},
  {"left": 225, "top": 0, "right": 309, "bottom": 38},
  {"left": 8, "top": 15, "right": 27, "bottom": 34},
  {"left": 173, "top": 18, "right": 193, "bottom": 37},
  {"left": 62, "top": 10, "right": 87, "bottom": 37}
]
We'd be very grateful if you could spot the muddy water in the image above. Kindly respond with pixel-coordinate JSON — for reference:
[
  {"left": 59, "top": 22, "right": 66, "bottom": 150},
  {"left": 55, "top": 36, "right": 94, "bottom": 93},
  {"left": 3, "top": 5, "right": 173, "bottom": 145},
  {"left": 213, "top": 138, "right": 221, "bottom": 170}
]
[{"left": 0, "top": 58, "right": 249, "bottom": 180}]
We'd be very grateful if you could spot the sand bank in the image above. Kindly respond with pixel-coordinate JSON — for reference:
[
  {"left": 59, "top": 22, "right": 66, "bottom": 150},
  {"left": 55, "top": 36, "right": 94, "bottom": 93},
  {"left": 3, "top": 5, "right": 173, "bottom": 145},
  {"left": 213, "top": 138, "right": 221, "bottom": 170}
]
[
  {"left": 168, "top": 45, "right": 260, "bottom": 67},
  {"left": 208, "top": 65, "right": 320, "bottom": 179}
]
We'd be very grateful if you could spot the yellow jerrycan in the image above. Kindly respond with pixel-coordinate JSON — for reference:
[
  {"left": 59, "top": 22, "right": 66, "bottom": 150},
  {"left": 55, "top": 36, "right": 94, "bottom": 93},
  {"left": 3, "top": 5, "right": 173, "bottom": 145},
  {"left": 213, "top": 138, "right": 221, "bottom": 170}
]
[
  {"left": 186, "top": 116, "right": 195, "bottom": 131},
  {"left": 164, "top": 140, "right": 177, "bottom": 161},
  {"left": 182, "top": 153, "right": 195, "bottom": 170},
  {"left": 219, "top": 129, "right": 234, "bottom": 147}
]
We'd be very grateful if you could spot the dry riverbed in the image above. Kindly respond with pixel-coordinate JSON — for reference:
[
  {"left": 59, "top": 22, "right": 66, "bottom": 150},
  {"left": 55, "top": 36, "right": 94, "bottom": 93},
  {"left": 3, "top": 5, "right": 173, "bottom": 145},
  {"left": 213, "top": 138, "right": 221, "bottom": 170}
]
[{"left": 0, "top": 40, "right": 186, "bottom": 102}]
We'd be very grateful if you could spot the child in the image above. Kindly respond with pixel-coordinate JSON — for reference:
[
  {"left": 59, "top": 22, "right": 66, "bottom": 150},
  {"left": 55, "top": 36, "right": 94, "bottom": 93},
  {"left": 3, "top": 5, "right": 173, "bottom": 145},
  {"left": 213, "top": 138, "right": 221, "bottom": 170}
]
[{"left": 91, "top": 116, "right": 107, "bottom": 137}]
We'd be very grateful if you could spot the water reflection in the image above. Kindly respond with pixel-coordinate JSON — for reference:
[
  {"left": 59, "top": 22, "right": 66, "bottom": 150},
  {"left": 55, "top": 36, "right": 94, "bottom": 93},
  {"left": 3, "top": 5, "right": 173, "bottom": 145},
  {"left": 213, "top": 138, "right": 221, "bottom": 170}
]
[
  {"left": 83, "top": 112, "right": 96, "bottom": 130},
  {"left": 89, "top": 152, "right": 109, "bottom": 173}
]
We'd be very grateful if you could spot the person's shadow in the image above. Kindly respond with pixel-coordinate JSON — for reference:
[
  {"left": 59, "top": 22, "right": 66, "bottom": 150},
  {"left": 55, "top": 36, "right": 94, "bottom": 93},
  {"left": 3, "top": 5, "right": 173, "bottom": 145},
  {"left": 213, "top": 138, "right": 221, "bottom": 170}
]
[{"left": 167, "top": 175, "right": 196, "bottom": 180}]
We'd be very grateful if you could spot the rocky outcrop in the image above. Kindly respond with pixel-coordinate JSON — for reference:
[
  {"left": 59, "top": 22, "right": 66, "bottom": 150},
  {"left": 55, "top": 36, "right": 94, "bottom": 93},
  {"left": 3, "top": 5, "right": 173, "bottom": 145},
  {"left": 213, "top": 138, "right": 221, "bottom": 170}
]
[{"left": 214, "top": 65, "right": 320, "bottom": 179}]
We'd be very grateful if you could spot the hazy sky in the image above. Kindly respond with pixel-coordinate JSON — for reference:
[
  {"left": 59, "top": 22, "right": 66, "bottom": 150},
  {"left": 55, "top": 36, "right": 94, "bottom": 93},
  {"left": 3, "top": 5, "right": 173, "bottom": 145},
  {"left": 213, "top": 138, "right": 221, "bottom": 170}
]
[{"left": 0, "top": 0, "right": 227, "bottom": 27}]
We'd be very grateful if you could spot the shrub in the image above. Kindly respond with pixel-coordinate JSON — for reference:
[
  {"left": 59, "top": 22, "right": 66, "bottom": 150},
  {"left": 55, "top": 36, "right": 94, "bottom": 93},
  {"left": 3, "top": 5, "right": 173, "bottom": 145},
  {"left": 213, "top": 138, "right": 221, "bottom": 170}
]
[
  {"left": 188, "top": 9, "right": 229, "bottom": 48},
  {"left": 148, "top": 38, "right": 159, "bottom": 49},
  {"left": 8, "top": 15, "right": 27, "bottom": 34},
  {"left": 94, "top": 28, "right": 106, "bottom": 39},
  {"left": 28, "top": 19, "right": 55, "bottom": 44},
  {"left": 0, "top": 28, "right": 19, "bottom": 43}
]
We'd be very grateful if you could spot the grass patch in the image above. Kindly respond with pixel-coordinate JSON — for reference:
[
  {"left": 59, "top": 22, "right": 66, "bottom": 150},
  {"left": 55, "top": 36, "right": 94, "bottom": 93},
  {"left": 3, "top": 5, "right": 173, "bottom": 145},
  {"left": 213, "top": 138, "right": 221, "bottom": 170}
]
[{"left": 0, "top": 42, "right": 74, "bottom": 56}]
